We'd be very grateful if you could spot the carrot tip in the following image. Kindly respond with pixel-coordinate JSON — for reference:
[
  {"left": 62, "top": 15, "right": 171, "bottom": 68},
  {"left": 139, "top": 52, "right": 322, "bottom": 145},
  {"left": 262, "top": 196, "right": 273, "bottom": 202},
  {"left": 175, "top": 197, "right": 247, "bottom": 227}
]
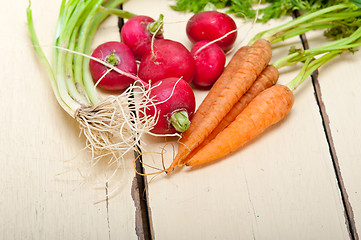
[{"left": 165, "top": 164, "right": 176, "bottom": 174}]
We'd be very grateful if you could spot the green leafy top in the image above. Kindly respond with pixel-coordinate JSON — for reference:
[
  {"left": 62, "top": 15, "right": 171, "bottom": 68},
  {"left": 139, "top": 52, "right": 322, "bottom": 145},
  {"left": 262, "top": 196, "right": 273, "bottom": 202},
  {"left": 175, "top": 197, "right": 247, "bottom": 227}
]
[
  {"left": 171, "top": 0, "right": 231, "bottom": 13},
  {"left": 171, "top": 0, "right": 361, "bottom": 22}
]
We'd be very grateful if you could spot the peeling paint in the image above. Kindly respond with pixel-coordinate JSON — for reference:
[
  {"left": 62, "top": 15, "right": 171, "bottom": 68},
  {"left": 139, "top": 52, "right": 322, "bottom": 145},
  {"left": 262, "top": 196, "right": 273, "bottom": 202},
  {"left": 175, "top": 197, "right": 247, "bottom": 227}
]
[{"left": 131, "top": 175, "right": 153, "bottom": 240}]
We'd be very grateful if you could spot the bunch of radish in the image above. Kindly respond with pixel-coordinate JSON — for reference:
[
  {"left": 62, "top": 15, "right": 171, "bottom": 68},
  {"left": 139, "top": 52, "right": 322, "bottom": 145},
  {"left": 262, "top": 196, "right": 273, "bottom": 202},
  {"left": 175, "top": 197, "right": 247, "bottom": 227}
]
[
  {"left": 88, "top": 10, "right": 238, "bottom": 135},
  {"left": 89, "top": 14, "right": 197, "bottom": 135}
]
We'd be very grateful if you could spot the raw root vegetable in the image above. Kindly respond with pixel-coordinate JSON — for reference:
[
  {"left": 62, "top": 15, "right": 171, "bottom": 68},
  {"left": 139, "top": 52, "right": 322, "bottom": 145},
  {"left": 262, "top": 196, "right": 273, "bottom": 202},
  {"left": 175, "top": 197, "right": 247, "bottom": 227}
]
[
  {"left": 165, "top": 2, "right": 361, "bottom": 173},
  {"left": 190, "top": 40, "right": 226, "bottom": 87},
  {"left": 186, "top": 11, "right": 237, "bottom": 51},
  {"left": 140, "top": 77, "right": 196, "bottom": 134},
  {"left": 166, "top": 38, "right": 272, "bottom": 172},
  {"left": 89, "top": 41, "right": 137, "bottom": 91},
  {"left": 121, "top": 15, "right": 164, "bottom": 60},
  {"left": 186, "top": 65, "right": 279, "bottom": 161},
  {"left": 26, "top": 0, "right": 167, "bottom": 184},
  {"left": 180, "top": 46, "right": 249, "bottom": 143},
  {"left": 184, "top": 51, "right": 343, "bottom": 167},
  {"left": 175, "top": 46, "right": 249, "bottom": 167},
  {"left": 186, "top": 85, "right": 294, "bottom": 166},
  {"left": 138, "top": 39, "right": 196, "bottom": 83},
  {"left": 27, "top": 0, "right": 200, "bottom": 178}
]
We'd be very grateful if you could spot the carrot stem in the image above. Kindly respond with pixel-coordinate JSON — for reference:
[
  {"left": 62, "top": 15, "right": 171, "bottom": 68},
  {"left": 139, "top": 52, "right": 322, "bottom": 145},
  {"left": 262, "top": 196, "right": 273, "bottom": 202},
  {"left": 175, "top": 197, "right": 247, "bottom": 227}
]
[
  {"left": 249, "top": 3, "right": 360, "bottom": 45},
  {"left": 174, "top": 3, "right": 361, "bottom": 170},
  {"left": 286, "top": 51, "right": 342, "bottom": 91},
  {"left": 273, "top": 24, "right": 361, "bottom": 70}
]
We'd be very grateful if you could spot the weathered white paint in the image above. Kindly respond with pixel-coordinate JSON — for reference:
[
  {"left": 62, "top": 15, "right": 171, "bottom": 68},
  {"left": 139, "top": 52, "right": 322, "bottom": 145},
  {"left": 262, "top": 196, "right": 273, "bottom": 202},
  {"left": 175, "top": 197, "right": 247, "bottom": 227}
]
[
  {"left": 2, "top": 0, "right": 360, "bottom": 239},
  {"left": 0, "top": 1, "right": 138, "bottom": 239},
  {"left": 124, "top": 0, "right": 352, "bottom": 239},
  {"left": 307, "top": 30, "right": 361, "bottom": 237}
]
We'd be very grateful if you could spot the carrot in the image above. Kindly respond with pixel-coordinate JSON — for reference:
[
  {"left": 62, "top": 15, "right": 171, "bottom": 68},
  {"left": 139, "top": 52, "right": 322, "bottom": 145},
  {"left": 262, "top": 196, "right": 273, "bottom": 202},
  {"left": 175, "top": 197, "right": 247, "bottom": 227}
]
[
  {"left": 169, "top": 46, "right": 249, "bottom": 171},
  {"left": 166, "top": 39, "right": 272, "bottom": 173},
  {"left": 185, "top": 64, "right": 279, "bottom": 161},
  {"left": 185, "top": 84, "right": 294, "bottom": 166},
  {"left": 187, "top": 46, "right": 250, "bottom": 127},
  {"left": 181, "top": 46, "right": 250, "bottom": 139}
]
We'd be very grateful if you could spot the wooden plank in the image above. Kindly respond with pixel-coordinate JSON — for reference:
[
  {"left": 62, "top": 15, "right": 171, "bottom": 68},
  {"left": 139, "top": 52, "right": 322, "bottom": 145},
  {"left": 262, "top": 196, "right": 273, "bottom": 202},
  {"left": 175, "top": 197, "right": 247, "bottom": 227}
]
[
  {"left": 0, "top": 1, "right": 139, "bottom": 239},
  {"left": 123, "top": 1, "right": 352, "bottom": 239},
  {"left": 306, "top": 30, "right": 361, "bottom": 239}
]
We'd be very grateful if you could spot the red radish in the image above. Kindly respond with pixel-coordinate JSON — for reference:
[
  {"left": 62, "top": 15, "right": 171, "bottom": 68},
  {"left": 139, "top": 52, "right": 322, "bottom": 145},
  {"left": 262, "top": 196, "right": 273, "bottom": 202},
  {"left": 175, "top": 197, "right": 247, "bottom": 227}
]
[
  {"left": 89, "top": 41, "right": 137, "bottom": 91},
  {"left": 138, "top": 39, "right": 196, "bottom": 83},
  {"left": 186, "top": 11, "right": 237, "bottom": 52},
  {"left": 121, "top": 15, "right": 164, "bottom": 60},
  {"left": 191, "top": 40, "right": 226, "bottom": 87},
  {"left": 141, "top": 77, "right": 196, "bottom": 134}
]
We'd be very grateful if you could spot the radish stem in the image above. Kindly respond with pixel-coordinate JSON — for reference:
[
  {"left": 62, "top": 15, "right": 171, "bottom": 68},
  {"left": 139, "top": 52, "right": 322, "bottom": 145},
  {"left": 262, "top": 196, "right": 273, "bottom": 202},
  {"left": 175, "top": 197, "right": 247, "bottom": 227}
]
[
  {"left": 73, "top": 0, "right": 103, "bottom": 103},
  {"left": 81, "top": 0, "right": 132, "bottom": 104},
  {"left": 55, "top": 0, "right": 93, "bottom": 109},
  {"left": 27, "top": 2, "right": 75, "bottom": 116},
  {"left": 27, "top": 0, "right": 160, "bottom": 171},
  {"left": 148, "top": 14, "right": 164, "bottom": 35},
  {"left": 170, "top": 111, "right": 191, "bottom": 132},
  {"left": 65, "top": 26, "right": 89, "bottom": 104},
  {"left": 98, "top": 5, "right": 136, "bottom": 19}
]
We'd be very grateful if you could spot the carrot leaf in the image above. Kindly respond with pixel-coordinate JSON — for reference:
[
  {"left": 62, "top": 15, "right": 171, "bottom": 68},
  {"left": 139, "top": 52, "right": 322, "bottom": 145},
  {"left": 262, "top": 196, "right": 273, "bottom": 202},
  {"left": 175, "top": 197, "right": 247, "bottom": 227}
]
[{"left": 170, "top": 0, "right": 355, "bottom": 22}]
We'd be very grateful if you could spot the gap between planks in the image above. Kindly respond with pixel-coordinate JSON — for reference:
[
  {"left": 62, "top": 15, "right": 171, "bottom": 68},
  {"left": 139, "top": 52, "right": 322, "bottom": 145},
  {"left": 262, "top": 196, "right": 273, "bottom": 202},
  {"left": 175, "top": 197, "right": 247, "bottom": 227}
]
[
  {"left": 115, "top": 8, "right": 359, "bottom": 240},
  {"left": 295, "top": 10, "right": 359, "bottom": 240},
  {"left": 117, "top": 7, "right": 154, "bottom": 240}
]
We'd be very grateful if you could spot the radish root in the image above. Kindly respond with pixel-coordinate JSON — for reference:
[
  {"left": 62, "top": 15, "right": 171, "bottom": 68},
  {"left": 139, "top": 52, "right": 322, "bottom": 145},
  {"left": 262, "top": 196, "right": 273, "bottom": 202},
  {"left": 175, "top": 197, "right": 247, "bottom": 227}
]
[
  {"left": 150, "top": 22, "right": 164, "bottom": 59},
  {"left": 75, "top": 83, "right": 156, "bottom": 168}
]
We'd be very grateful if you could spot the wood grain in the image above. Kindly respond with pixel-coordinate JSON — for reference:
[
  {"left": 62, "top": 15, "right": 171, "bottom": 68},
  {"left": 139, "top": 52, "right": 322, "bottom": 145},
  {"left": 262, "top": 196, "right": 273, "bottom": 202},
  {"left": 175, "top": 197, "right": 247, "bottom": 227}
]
[
  {"left": 0, "top": 1, "right": 138, "bottom": 239},
  {"left": 306, "top": 29, "right": 361, "bottom": 240},
  {"left": 123, "top": 0, "right": 353, "bottom": 239},
  {"left": 2, "top": 0, "right": 361, "bottom": 239}
]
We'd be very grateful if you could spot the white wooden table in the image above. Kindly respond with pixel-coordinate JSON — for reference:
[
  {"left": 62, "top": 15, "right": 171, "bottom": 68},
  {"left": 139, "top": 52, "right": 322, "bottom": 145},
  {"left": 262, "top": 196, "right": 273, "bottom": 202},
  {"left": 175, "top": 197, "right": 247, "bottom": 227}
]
[{"left": 1, "top": 0, "right": 361, "bottom": 239}]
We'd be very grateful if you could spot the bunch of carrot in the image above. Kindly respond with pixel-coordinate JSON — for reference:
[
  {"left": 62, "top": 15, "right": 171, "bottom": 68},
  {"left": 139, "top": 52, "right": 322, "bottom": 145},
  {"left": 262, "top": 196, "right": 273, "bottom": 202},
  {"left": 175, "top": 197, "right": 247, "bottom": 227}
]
[
  {"left": 166, "top": 2, "right": 361, "bottom": 173},
  {"left": 166, "top": 39, "right": 290, "bottom": 172}
]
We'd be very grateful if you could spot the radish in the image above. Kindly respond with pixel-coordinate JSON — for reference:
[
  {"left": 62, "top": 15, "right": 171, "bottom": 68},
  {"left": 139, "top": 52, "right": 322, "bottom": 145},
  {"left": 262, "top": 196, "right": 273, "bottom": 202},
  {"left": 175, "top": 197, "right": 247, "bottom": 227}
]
[
  {"left": 186, "top": 11, "right": 237, "bottom": 52},
  {"left": 141, "top": 77, "right": 196, "bottom": 134},
  {"left": 138, "top": 39, "right": 196, "bottom": 83},
  {"left": 191, "top": 40, "right": 226, "bottom": 87},
  {"left": 89, "top": 41, "right": 137, "bottom": 91},
  {"left": 121, "top": 15, "right": 164, "bottom": 60}
]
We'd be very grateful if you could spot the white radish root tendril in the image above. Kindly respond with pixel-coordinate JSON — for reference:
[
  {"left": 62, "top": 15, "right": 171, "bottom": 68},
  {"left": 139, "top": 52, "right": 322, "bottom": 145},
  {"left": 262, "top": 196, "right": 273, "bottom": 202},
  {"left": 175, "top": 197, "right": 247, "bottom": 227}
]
[
  {"left": 75, "top": 82, "right": 157, "bottom": 168},
  {"left": 51, "top": 46, "right": 182, "bottom": 198},
  {"left": 193, "top": 29, "right": 238, "bottom": 56},
  {"left": 150, "top": 22, "right": 164, "bottom": 59}
]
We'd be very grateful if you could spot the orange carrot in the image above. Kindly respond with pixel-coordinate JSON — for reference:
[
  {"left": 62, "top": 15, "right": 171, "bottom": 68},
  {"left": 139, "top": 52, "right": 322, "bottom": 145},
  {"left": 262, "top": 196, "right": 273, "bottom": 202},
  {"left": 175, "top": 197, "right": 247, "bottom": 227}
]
[
  {"left": 185, "top": 46, "right": 250, "bottom": 130},
  {"left": 185, "top": 84, "right": 294, "bottom": 166},
  {"left": 186, "top": 65, "right": 279, "bottom": 161},
  {"left": 170, "top": 46, "right": 249, "bottom": 170},
  {"left": 167, "top": 39, "right": 272, "bottom": 173}
]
